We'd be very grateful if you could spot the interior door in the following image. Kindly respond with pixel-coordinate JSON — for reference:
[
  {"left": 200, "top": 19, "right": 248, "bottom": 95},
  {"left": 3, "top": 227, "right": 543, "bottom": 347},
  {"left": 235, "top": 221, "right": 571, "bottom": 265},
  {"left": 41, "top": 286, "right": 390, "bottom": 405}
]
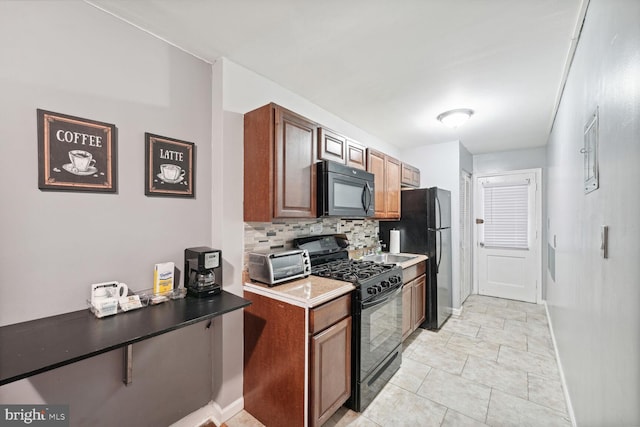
[
  {"left": 460, "top": 172, "right": 472, "bottom": 302},
  {"left": 475, "top": 170, "right": 541, "bottom": 303}
]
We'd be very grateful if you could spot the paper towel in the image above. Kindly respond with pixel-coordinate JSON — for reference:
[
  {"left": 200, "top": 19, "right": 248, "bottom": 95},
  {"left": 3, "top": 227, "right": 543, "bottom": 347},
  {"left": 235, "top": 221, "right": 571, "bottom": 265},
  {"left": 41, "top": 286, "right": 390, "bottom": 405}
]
[{"left": 389, "top": 229, "right": 400, "bottom": 254}]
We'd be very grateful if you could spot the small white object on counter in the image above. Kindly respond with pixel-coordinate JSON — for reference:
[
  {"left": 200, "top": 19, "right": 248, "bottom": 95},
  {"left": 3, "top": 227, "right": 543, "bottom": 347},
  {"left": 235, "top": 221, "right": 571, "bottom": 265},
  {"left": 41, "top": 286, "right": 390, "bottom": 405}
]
[
  {"left": 90, "top": 281, "right": 128, "bottom": 318},
  {"left": 389, "top": 229, "right": 400, "bottom": 254}
]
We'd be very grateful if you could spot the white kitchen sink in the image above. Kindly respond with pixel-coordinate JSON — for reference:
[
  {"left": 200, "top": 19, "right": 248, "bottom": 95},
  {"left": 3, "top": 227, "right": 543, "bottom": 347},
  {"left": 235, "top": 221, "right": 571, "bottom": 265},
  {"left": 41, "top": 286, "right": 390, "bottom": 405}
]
[{"left": 362, "top": 253, "right": 417, "bottom": 265}]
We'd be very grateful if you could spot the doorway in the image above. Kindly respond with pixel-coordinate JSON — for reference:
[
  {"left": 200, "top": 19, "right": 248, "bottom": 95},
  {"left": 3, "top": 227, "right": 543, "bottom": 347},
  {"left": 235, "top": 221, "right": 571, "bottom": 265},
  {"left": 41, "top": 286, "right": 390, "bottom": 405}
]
[
  {"left": 473, "top": 169, "right": 542, "bottom": 303},
  {"left": 460, "top": 171, "right": 472, "bottom": 304}
]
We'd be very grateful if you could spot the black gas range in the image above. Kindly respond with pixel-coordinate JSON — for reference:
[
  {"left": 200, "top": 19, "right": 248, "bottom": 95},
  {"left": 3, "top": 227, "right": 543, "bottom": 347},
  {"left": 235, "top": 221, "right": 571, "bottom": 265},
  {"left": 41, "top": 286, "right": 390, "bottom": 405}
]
[{"left": 294, "top": 234, "right": 403, "bottom": 412}]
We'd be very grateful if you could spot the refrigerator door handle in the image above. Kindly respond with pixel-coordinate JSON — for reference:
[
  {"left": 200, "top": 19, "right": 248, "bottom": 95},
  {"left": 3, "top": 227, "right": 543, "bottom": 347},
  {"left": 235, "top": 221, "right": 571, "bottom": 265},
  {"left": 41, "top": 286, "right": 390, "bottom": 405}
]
[
  {"left": 436, "top": 193, "right": 441, "bottom": 230},
  {"left": 437, "top": 229, "right": 442, "bottom": 273}
]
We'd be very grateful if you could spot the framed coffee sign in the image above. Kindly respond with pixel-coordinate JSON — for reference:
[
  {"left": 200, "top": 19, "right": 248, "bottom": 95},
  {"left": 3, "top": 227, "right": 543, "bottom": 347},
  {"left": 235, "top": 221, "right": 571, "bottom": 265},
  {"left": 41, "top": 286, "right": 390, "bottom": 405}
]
[
  {"left": 37, "top": 109, "right": 117, "bottom": 192},
  {"left": 145, "top": 133, "right": 195, "bottom": 198}
]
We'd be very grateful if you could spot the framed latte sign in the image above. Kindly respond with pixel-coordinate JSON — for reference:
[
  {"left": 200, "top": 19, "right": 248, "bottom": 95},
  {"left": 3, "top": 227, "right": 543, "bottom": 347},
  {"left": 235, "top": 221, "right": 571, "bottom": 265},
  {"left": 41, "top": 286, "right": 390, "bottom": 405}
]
[
  {"left": 145, "top": 133, "right": 195, "bottom": 198},
  {"left": 37, "top": 109, "right": 117, "bottom": 192}
]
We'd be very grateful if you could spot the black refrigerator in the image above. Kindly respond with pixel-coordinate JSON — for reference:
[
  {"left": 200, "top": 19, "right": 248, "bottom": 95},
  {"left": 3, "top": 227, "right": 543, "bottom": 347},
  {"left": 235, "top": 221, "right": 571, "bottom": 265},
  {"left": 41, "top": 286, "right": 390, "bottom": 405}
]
[{"left": 379, "top": 187, "right": 452, "bottom": 329}]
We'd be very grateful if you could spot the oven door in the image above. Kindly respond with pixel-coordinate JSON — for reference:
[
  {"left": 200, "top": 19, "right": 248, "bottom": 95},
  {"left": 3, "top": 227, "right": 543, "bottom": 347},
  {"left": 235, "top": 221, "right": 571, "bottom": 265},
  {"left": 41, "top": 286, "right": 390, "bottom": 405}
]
[{"left": 359, "top": 285, "right": 403, "bottom": 379}]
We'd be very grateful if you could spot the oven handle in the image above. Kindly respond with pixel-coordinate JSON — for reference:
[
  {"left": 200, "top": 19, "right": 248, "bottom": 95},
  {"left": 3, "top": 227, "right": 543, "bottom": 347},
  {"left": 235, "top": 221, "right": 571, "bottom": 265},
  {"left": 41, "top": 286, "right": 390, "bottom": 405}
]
[{"left": 362, "top": 285, "right": 402, "bottom": 310}]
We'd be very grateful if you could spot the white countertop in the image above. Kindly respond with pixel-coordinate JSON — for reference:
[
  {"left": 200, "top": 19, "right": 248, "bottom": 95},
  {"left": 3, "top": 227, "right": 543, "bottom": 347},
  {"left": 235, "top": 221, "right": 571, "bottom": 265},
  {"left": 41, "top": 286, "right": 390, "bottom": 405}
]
[
  {"left": 243, "top": 275, "right": 355, "bottom": 308},
  {"left": 242, "top": 252, "right": 426, "bottom": 308}
]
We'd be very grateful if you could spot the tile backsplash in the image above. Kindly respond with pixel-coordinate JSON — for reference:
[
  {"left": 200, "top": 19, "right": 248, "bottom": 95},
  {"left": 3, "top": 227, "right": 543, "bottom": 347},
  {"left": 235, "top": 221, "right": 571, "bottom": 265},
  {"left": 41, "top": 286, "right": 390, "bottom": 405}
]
[{"left": 244, "top": 218, "right": 380, "bottom": 270}]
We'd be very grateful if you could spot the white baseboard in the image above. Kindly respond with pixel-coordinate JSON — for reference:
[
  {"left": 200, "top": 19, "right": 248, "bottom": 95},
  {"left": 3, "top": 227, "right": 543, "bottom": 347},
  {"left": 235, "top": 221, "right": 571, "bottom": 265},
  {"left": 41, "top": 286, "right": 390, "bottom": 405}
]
[
  {"left": 212, "top": 396, "right": 244, "bottom": 424},
  {"left": 170, "top": 397, "right": 244, "bottom": 427},
  {"left": 452, "top": 306, "right": 464, "bottom": 317},
  {"left": 544, "top": 301, "right": 577, "bottom": 427}
]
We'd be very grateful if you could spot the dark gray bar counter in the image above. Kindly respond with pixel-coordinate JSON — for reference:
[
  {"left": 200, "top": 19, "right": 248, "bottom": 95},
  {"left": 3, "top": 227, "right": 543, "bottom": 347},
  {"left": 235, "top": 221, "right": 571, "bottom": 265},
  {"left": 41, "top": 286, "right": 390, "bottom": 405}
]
[{"left": 0, "top": 291, "right": 250, "bottom": 386}]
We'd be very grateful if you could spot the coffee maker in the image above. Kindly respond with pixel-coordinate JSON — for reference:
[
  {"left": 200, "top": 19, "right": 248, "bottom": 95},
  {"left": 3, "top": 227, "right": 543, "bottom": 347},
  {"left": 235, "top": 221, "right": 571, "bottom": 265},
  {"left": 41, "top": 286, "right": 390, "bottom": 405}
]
[{"left": 184, "top": 247, "right": 222, "bottom": 298}]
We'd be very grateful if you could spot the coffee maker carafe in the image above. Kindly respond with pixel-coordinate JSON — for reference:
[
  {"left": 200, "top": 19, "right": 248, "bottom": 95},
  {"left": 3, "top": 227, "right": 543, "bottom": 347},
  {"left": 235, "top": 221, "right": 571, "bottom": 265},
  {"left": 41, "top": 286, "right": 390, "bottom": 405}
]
[{"left": 184, "top": 247, "right": 222, "bottom": 298}]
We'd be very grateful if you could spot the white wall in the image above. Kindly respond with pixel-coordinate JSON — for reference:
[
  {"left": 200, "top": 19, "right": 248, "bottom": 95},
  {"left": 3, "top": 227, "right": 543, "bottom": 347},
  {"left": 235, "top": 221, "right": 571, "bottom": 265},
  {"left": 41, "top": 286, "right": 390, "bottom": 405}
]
[
  {"left": 221, "top": 59, "right": 400, "bottom": 157},
  {"left": 473, "top": 146, "right": 547, "bottom": 174},
  {"left": 546, "top": 0, "right": 640, "bottom": 424},
  {"left": 0, "top": 3, "right": 218, "bottom": 425}
]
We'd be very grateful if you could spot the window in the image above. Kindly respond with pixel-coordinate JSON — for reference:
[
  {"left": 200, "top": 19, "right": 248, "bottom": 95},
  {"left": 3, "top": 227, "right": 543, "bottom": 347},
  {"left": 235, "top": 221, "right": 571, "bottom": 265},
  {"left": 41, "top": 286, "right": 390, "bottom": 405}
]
[{"left": 483, "top": 183, "right": 529, "bottom": 249}]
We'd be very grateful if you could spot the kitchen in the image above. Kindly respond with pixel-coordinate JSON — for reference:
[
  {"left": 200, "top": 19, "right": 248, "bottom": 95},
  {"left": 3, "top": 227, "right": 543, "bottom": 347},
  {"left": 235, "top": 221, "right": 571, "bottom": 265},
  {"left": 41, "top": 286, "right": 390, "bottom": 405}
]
[{"left": 1, "top": 1, "right": 639, "bottom": 427}]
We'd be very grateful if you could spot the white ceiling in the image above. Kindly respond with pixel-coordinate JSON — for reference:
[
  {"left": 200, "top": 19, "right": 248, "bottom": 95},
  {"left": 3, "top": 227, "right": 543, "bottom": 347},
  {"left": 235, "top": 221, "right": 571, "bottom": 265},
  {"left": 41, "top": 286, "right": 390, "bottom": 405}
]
[{"left": 89, "top": 0, "right": 585, "bottom": 154}]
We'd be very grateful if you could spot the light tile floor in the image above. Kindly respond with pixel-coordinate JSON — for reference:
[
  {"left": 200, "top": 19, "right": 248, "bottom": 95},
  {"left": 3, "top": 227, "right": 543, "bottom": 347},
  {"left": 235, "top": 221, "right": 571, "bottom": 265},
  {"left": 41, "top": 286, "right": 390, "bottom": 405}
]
[{"left": 225, "top": 295, "right": 572, "bottom": 427}]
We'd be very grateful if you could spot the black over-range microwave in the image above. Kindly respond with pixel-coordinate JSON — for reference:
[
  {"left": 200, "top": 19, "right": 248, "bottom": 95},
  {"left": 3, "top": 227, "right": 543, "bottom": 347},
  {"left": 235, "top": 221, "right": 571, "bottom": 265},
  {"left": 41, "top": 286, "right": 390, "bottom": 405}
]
[{"left": 317, "top": 160, "right": 375, "bottom": 217}]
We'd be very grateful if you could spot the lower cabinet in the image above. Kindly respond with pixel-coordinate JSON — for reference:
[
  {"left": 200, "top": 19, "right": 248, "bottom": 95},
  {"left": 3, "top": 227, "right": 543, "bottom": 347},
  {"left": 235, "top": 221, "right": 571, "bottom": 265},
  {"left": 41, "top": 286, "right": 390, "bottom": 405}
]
[
  {"left": 310, "top": 316, "right": 352, "bottom": 427},
  {"left": 401, "top": 261, "right": 427, "bottom": 341},
  {"left": 244, "top": 290, "right": 351, "bottom": 427}
]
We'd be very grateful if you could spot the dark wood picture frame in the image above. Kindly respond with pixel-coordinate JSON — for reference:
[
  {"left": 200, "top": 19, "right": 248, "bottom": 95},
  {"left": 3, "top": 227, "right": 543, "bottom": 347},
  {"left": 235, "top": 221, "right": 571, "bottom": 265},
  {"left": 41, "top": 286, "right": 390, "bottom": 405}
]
[
  {"left": 145, "top": 133, "right": 195, "bottom": 198},
  {"left": 37, "top": 109, "right": 117, "bottom": 192}
]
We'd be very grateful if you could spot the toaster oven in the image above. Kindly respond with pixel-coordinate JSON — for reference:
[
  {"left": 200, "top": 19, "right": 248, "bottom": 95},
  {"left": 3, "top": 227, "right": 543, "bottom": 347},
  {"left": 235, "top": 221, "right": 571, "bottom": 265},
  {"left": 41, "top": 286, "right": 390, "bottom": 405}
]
[{"left": 248, "top": 249, "right": 311, "bottom": 286}]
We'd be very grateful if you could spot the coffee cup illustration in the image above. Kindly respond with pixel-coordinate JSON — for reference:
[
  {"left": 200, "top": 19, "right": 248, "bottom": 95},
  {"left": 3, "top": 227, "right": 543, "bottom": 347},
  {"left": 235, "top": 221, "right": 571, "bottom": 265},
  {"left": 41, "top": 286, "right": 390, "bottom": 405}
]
[
  {"left": 159, "top": 164, "right": 185, "bottom": 182},
  {"left": 68, "top": 150, "right": 96, "bottom": 173}
]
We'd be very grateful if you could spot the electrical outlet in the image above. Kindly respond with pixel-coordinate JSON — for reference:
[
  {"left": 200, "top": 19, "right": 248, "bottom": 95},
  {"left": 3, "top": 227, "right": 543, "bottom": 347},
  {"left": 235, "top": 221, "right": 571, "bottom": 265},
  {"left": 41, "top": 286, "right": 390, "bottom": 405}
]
[
  {"left": 310, "top": 223, "right": 323, "bottom": 234},
  {"left": 336, "top": 222, "right": 342, "bottom": 233}
]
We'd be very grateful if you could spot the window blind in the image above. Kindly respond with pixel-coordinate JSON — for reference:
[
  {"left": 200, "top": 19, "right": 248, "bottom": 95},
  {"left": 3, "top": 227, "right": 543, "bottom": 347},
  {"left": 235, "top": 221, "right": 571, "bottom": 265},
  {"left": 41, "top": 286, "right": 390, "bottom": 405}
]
[{"left": 483, "top": 183, "right": 529, "bottom": 249}]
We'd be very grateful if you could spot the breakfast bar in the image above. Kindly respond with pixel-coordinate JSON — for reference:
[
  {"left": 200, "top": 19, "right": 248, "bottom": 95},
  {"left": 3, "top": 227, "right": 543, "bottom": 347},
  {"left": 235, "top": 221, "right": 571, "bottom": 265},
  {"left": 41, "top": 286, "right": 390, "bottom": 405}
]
[{"left": 0, "top": 291, "right": 250, "bottom": 386}]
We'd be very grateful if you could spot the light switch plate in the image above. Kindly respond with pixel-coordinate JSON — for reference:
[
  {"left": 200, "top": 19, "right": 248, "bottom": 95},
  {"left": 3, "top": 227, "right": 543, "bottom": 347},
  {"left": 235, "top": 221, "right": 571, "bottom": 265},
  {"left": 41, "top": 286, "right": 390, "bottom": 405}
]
[
  {"left": 601, "top": 225, "right": 609, "bottom": 259},
  {"left": 310, "top": 223, "right": 323, "bottom": 234}
]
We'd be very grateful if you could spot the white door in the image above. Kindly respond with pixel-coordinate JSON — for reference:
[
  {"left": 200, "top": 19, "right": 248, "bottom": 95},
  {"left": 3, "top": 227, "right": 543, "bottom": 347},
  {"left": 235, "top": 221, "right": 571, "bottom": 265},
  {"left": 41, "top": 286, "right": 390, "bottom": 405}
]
[
  {"left": 460, "top": 171, "right": 472, "bottom": 303},
  {"left": 475, "top": 169, "right": 541, "bottom": 303}
]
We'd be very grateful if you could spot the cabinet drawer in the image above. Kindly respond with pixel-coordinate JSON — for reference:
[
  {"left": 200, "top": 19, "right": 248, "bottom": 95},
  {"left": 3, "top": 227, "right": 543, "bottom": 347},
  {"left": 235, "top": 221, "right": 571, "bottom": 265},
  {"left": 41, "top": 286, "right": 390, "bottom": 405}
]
[
  {"left": 403, "top": 261, "right": 426, "bottom": 283},
  {"left": 310, "top": 294, "right": 351, "bottom": 335}
]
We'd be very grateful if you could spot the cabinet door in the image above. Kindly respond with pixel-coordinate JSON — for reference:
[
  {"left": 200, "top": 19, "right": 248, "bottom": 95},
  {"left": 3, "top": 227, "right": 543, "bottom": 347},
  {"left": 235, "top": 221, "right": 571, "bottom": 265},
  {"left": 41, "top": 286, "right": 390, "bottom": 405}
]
[
  {"left": 274, "top": 107, "right": 317, "bottom": 218},
  {"left": 385, "top": 156, "right": 402, "bottom": 219},
  {"left": 346, "top": 139, "right": 366, "bottom": 170},
  {"left": 367, "top": 149, "right": 387, "bottom": 218},
  {"left": 402, "top": 282, "right": 413, "bottom": 341},
  {"left": 412, "top": 166, "right": 421, "bottom": 187},
  {"left": 310, "top": 316, "right": 352, "bottom": 427},
  {"left": 401, "top": 163, "right": 421, "bottom": 188},
  {"left": 412, "top": 275, "right": 426, "bottom": 330},
  {"left": 318, "top": 128, "right": 346, "bottom": 164},
  {"left": 401, "top": 163, "right": 414, "bottom": 186}
]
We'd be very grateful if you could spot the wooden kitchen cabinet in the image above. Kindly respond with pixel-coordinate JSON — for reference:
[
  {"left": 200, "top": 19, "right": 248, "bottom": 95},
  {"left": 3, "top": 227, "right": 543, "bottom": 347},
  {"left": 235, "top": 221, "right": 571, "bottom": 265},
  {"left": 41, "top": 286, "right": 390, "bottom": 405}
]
[
  {"left": 318, "top": 127, "right": 366, "bottom": 170},
  {"left": 244, "top": 291, "right": 351, "bottom": 427},
  {"left": 367, "top": 148, "right": 401, "bottom": 219},
  {"left": 401, "top": 281, "right": 412, "bottom": 339},
  {"left": 345, "top": 139, "right": 367, "bottom": 170},
  {"left": 411, "top": 275, "right": 427, "bottom": 331},
  {"left": 244, "top": 103, "right": 318, "bottom": 221},
  {"left": 401, "top": 261, "right": 427, "bottom": 340},
  {"left": 310, "top": 316, "right": 351, "bottom": 427},
  {"left": 401, "top": 162, "right": 421, "bottom": 188}
]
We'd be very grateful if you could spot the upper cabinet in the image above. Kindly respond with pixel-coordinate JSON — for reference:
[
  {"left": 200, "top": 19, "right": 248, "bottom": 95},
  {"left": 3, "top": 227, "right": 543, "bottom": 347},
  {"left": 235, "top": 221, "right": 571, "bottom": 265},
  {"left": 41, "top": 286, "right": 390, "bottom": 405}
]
[
  {"left": 345, "top": 139, "right": 367, "bottom": 170},
  {"left": 367, "top": 148, "right": 401, "bottom": 219},
  {"left": 318, "top": 127, "right": 366, "bottom": 170},
  {"left": 401, "top": 162, "right": 421, "bottom": 188},
  {"left": 244, "top": 103, "right": 318, "bottom": 221}
]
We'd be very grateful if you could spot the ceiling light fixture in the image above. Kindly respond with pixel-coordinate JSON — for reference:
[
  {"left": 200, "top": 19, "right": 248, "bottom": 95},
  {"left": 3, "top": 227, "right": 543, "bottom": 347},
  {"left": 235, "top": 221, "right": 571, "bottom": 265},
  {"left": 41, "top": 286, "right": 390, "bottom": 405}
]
[{"left": 437, "top": 108, "right": 474, "bottom": 128}]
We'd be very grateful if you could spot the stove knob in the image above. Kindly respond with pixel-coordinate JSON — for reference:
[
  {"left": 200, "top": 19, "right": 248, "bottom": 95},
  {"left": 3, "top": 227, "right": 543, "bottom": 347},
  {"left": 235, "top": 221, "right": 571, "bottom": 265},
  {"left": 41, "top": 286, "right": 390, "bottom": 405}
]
[
  {"left": 380, "top": 280, "right": 389, "bottom": 288},
  {"left": 367, "top": 287, "right": 375, "bottom": 294},
  {"left": 375, "top": 285, "right": 383, "bottom": 292}
]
